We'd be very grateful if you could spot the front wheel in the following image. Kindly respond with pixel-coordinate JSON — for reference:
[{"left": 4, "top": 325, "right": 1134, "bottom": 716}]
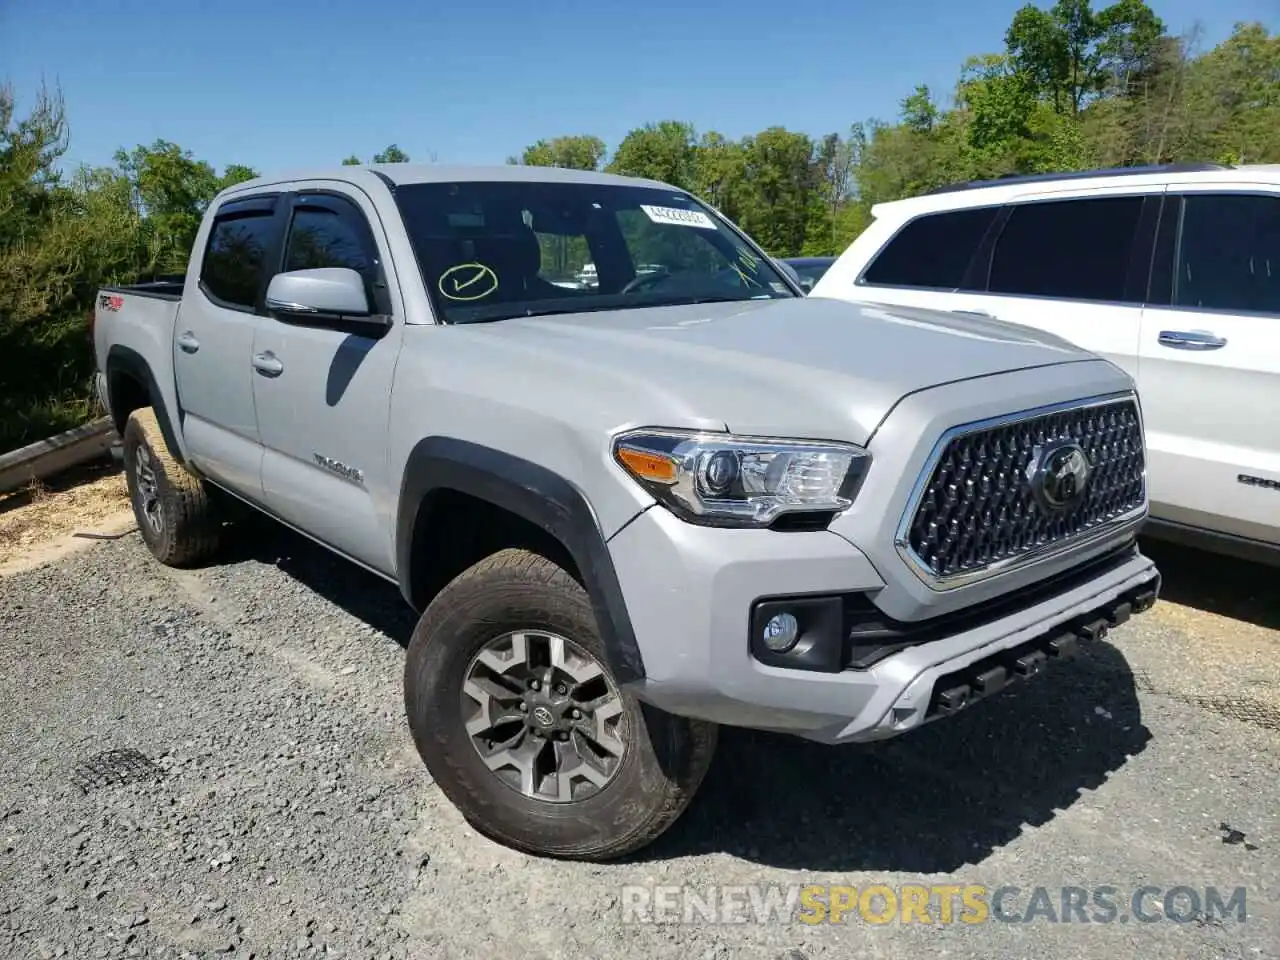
[{"left": 404, "top": 548, "right": 717, "bottom": 860}]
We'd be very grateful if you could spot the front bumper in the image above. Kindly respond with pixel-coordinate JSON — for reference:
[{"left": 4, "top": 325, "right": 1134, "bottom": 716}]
[{"left": 610, "top": 505, "right": 1160, "bottom": 744}]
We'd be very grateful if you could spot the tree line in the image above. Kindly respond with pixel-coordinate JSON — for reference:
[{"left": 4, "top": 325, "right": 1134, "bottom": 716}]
[
  {"left": 0, "top": 1, "right": 1276, "bottom": 451},
  {"left": 511, "top": 10, "right": 1277, "bottom": 257}
]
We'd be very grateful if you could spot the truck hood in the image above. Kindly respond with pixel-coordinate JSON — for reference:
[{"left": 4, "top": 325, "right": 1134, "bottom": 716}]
[{"left": 464, "top": 296, "right": 1098, "bottom": 445}]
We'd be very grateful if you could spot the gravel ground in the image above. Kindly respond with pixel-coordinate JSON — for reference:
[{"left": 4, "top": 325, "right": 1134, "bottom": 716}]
[{"left": 0, "top": 521, "right": 1276, "bottom": 960}]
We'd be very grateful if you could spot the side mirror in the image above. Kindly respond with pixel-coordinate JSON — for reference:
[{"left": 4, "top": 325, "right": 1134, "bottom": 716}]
[
  {"left": 774, "top": 260, "right": 805, "bottom": 293},
  {"left": 265, "top": 268, "right": 390, "bottom": 332}
]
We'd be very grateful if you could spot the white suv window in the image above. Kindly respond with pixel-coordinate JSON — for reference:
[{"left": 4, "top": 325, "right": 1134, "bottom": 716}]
[
  {"left": 1174, "top": 193, "right": 1280, "bottom": 315},
  {"left": 987, "top": 196, "right": 1145, "bottom": 303},
  {"left": 860, "top": 206, "right": 1000, "bottom": 290}
]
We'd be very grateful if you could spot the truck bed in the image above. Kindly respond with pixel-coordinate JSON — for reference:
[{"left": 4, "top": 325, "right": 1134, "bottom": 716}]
[
  {"left": 100, "top": 276, "right": 186, "bottom": 301},
  {"left": 93, "top": 282, "right": 186, "bottom": 452}
]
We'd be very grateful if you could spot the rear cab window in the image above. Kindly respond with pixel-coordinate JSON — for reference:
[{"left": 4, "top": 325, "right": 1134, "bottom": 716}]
[{"left": 199, "top": 197, "right": 280, "bottom": 311}]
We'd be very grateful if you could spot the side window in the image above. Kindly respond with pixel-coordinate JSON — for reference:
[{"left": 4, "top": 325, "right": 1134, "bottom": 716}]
[
  {"left": 200, "top": 207, "right": 277, "bottom": 309},
  {"left": 860, "top": 207, "right": 1000, "bottom": 289},
  {"left": 1174, "top": 193, "right": 1280, "bottom": 315},
  {"left": 284, "top": 197, "right": 376, "bottom": 277},
  {"left": 987, "top": 196, "right": 1145, "bottom": 302}
]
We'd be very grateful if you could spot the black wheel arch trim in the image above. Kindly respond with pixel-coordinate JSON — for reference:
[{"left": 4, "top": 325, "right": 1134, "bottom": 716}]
[
  {"left": 396, "top": 436, "right": 646, "bottom": 684},
  {"left": 104, "top": 344, "right": 186, "bottom": 465}
]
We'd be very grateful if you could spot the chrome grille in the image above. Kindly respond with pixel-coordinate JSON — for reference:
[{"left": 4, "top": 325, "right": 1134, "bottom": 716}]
[{"left": 902, "top": 396, "right": 1146, "bottom": 582}]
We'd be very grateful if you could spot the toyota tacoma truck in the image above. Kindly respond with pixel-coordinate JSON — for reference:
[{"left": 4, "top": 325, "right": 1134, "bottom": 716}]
[{"left": 94, "top": 164, "right": 1161, "bottom": 861}]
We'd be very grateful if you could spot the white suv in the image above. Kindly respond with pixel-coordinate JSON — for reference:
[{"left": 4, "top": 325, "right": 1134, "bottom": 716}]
[{"left": 812, "top": 162, "right": 1280, "bottom": 566}]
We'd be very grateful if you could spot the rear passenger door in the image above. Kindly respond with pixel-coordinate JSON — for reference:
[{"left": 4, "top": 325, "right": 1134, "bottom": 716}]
[
  {"left": 1137, "top": 187, "right": 1280, "bottom": 546},
  {"left": 174, "top": 194, "right": 282, "bottom": 495},
  {"left": 251, "top": 186, "right": 405, "bottom": 574},
  {"left": 946, "top": 191, "right": 1159, "bottom": 381}
]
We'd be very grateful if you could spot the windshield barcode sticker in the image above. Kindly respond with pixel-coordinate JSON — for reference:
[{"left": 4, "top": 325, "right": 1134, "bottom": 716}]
[{"left": 640, "top": 204, "right": 716, "bottom": 230}]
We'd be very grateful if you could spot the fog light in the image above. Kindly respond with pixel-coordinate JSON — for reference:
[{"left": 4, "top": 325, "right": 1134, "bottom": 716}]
[{"left": 762, "top": 612, "right": 800, "bottom": 652}]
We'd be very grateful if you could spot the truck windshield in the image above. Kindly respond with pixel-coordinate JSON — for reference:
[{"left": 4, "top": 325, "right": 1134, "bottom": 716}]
[{"left": 392, "top": 180, "right": 798, "bottom": 324}]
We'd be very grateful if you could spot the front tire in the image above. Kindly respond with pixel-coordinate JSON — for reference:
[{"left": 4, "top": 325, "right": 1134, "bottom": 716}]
[
  {"left": 121, "top": 407, "right": 223, "bottom": 567},
  {"left": 404, "top": 548, "right": 717, "bottom": 860}
]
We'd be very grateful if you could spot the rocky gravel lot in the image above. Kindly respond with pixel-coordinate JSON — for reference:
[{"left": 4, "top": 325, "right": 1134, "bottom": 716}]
[{"left": 0, "top": 519, "right": 1277, "bottom": 960}]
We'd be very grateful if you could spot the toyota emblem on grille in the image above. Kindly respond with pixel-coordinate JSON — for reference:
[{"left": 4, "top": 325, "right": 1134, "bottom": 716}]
[{"left": 1028, "top": 442, "right": 1093, "bottom": 511}]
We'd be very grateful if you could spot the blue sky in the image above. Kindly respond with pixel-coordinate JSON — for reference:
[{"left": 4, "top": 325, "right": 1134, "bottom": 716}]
[{"left": 2, "top": 0, "right": 1275, "bottom": 176}]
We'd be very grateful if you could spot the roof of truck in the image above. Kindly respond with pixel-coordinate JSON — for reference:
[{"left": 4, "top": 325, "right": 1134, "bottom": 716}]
[{"left": 222, "top": 163, "right": 681, "bottom": 196}]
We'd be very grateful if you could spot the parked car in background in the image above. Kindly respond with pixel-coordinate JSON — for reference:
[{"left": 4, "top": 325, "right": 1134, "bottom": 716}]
[
  {"left": 812, "top": 162, "right": 1280, "bottom": 567},
  {"left": 782, "top": 256, "right": 836, "bottom": 293},
  {"left": 94, "top": 163, "right": 1160, "bottom": 861}
]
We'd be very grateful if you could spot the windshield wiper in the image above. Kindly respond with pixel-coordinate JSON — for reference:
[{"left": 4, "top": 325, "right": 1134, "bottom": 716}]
[
  {"left": 640, "top": 294, "right": 775, "bottom": 307},
  {"left": 449, "top": 294, "right": 778, "bottom": 325},
  {"left": 452, "top": 303, "right": 626, "bottom": 324}
]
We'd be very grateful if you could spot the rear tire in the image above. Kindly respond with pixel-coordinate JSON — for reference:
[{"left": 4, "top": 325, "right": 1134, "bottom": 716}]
[
  {"left": 404, "top": 548, "right": 717, "bottom": 860},
  {"left": 121, "top": 407, "right": 223, "bottom": 567}
]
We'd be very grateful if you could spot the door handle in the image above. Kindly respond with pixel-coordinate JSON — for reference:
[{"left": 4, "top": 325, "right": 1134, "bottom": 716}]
[
  {"left": 1158, "top": 330, "right": 1227, "bottom": 351},
  {"left": 953, "top": 309, "right": 995, "bottom": 319},
  {"left": 252, "top": 351, "right": 284, "bottom": 377},
  {"left": 177, "top": 331, "right": 200, "bottom": 354}
]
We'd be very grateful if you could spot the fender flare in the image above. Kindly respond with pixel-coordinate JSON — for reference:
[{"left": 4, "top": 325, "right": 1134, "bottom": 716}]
[
  {"left": 396, "top": 437, "right": 645, "bottom": 684},
  {"left": 105, "top": 344, "right": 186, "bottom": 464}
]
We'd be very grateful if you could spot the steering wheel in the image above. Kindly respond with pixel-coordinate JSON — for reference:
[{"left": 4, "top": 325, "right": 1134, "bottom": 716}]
[{"left": 620, "top": 268, "right": 671, "bottom": 294}]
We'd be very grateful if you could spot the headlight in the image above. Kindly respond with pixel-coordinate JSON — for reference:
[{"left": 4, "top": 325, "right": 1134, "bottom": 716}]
[{"left": 612, "top": 428, "right": 869, "bottom": 527}]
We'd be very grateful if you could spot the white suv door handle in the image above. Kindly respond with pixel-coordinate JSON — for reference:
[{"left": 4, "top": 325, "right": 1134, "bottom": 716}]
[
  {"left": 1158, "top": 330, "right": 1227, "bottom": 351},
  {"left": 177, "top": 331, "right": 200, "bottom": 354},
  {"left": 252, "top": 351, "right": 284, "bottom": 377},
  {"left": 953, "top": 308, "right": 995, "bottom": 319}
]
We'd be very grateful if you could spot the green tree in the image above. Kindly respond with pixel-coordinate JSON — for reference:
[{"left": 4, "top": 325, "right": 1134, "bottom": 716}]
[
  {"left": 0, "top": 82, "right": 68, "bottom": 250},
  {"left": 958, "top": 54, "right": 1037, "bottom": 151},
  {"left": 1182, "top": 23, "right": 1280, "bottom": 164},
  {"left": 733, "top": 127, "right": 817, "bottom": 256},
  {"left": 902, "top": 85, "right": 940, "bottom": 133},
  {"left": 219, "top": 163, "right": 259, "bottom": 190},
  {"left": 112, "top": 140, "right": 219, "bottom": 271},
  {"left": 372, "top": 144, "right": 410, "bottom": 163},
  {"left": 0, "top": 86, "right": 154, "bottom": 448},
  {"left": 341, "top": 155, "right": 362, "bottom": 165},
  {"left": 607, "top": 121, "right": 699, "bottom": 189},
  {"left": 513, "top": 135, "right": 607, "bottom": 170},
  {"left": 692, "top": 131, "right": 746, "bottom": 217},
  {"left": 1006, "top": 0, "right": 1164, "bottom": 114}
]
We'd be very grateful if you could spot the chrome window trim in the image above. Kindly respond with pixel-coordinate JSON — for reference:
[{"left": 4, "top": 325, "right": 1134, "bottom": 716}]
[{"left": 894, "top": 391, "right": 1149, "bottom": 592}]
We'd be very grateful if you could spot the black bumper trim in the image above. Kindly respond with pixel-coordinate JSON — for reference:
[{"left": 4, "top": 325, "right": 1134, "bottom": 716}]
[
  {"left": 925, "top": 574, "right": 1160, "bottom": 720},
  {"left": 845, "top": 542, "right": 1139, "bottom": 670}
]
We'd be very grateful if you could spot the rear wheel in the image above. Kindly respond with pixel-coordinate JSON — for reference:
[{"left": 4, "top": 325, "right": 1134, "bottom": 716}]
[
  {"left": 404, "top": 548, "right": 717, "bottom": 860},
  {"left": 121, "top": 407, "right": 224, "bottom": 567}
]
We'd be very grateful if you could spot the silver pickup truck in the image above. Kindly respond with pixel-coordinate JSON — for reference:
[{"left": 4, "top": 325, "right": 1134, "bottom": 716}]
[{"left": 94, "top": 164, "right": 1161, "bottom": 861}]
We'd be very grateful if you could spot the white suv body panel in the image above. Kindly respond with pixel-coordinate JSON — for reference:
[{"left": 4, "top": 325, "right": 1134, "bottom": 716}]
[{"left": 811, "top": 165, "right": 1280, "bottom": 562}]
